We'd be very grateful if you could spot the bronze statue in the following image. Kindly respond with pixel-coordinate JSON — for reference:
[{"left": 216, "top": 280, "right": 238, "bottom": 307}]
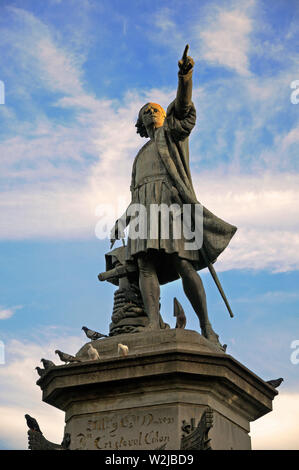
[{"left": 110, "top": 45, "right": 237, "bottom": 349}]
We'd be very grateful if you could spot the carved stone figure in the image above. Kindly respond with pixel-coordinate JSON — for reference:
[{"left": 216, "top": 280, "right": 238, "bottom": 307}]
[
  {"left": 180, "top": 408, "right": 214, "bottom": 450},
  {"left": 25, "top": 414, "right": 71, "bottom": 450},
  {"left": 110, "top": 45, "right": 237, "bottom": 349}
]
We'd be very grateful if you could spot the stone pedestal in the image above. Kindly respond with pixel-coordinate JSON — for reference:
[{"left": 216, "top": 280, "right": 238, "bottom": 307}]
[{"left": 37, "top": 329, "right": 277, "bottom": 450}]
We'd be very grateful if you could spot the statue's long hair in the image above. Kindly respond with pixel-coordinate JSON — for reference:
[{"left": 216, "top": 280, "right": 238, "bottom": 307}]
[
  {"left": 135, "top": 104, "right": 149, "bottom": 138},
  {"left": 135, "top": 103, "right": 166, "bottom": 138}
]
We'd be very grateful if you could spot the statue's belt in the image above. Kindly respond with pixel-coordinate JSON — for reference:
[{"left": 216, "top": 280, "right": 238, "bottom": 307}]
[{"left": 131, "top": 174, "right": 173, "bottom": 191}]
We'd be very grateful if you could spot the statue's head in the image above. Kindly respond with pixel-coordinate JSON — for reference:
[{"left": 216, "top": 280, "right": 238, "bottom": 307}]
[{"left": 135, "top": 102, "right": 166, "bottom": 138}]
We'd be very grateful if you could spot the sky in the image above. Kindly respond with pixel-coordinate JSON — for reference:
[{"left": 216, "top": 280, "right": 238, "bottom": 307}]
[{"left": 0, "top": 0, "right": 298, "bottom": 450}]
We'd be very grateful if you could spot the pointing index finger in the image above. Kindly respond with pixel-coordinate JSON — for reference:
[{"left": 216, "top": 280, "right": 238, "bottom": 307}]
[{"left": 182, "top": 44, "right": 189, "bottom": 61}]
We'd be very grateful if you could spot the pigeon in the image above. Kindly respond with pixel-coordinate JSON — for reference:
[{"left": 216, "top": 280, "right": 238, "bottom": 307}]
[
  {"left": 82, "top": 326, "right": 108, "bottom": 341},
  {"left": 118, "top": 343, "right": 129, "bottom": 356},
  {"left": 25, "top": 414, "right": 42, "bottom": 433},
  {"left": 41, "top": 358, "right": 55, "bottom": 369},
  {"left": 35, "top": 366, "right": 46, "bottom": 377},
  {"left": 55, "top": 350, "right": 81, "bottom": 364},
  {"left": 87, "top": 344, "right": 100, "bottom": 361},
  {"left": 173, "top": 297, "right": 186, "bottom": 329},
  {"left": 266, "top": 377, "right": 284, "bottom": 388}
]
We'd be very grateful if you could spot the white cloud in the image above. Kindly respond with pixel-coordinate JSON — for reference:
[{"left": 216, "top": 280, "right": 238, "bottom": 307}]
[
  {"left": 198, "top": 7, "right": 253, "bottom": 76},
  {"left": 5, "top": 6, "right": 85, "bottom": 96},
  {"left": 218, "top": 229, "right": 299, "bottom": 272},
  {"left": 251, "top": 393, "right": 299, "bottom": 449},
  {"left": 0, "top": 306, "right": 22, "bottom": 320},
  {"left": 190, "top": 172, "right": 299, "bottom": 272}
]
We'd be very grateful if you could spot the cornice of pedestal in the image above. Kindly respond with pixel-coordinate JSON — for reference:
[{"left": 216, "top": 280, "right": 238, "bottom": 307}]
[{"left": 37, "top": 329, "right": 277, "bottom": 425}]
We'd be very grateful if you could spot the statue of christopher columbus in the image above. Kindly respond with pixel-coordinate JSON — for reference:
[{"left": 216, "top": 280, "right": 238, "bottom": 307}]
[{"left": 110, "top": 45, "right": 237, "bottom": 349}]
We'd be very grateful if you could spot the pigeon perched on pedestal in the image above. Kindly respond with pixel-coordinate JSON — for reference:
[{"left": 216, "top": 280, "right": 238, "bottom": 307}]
[
  {"left": 118, "top": 343, "right": 129, "bottom": 356},
  {"left": 87, "top": 344, "right": 100, "bottom": 361},
  {"left": 266, "top": 377, "right": 284, "bottom": 388},
  {"left": 82, "top": 326, "right": 108, "bottom": 341},
  {"left": 55, "top": 350, "right": 81, "bottom": 364},
  {"left": 41, "top": 358, "right": 55, "bottom": 369},
  {"left": 35, "top": 367, "right": 46, "bottom": 377}
]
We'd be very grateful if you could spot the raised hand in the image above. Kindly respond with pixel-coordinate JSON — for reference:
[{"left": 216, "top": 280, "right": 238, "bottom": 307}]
[{"left": 178, "top": 44, "right": 194, "bottom": 74}]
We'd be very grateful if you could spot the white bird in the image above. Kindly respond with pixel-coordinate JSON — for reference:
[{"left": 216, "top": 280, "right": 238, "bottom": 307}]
[
  {"left": 118, "top": 343, "right": 129, "bottom": 356},
  {"left": 87, "top": 344, "right": 100, "bottom": 361}
]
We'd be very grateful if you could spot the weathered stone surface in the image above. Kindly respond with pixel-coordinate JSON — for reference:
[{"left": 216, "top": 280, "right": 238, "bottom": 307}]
[
  {"left": 76, "top": 328, "right": 225, "bottom": 359},
  {"left": 68, "top": 406, "right": 177, "bottom": 450},
  {"left": 37, "top": 329, "right": 277, "bottom": 450}
]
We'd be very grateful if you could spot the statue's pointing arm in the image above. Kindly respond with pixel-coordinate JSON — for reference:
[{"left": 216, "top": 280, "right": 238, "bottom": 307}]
[{"left": 175, "top": 44, "right": 195, "bottom": 120}]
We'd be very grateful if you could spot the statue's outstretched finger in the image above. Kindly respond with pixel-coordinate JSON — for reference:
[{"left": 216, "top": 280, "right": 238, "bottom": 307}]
[{"left": 182, "top": 44, "right": 189, "bottom": 61}]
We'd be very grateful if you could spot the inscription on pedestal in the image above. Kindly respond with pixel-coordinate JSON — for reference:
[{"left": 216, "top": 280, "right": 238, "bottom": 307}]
[{"left": 71, "top": 409, "right": 176, "bottom": 450}]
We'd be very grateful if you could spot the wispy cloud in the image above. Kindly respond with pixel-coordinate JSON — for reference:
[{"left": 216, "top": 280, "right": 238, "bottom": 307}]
[
  {"left": 149, "top": 7, "right": 185, "bottom": 52},
  {"left": 4, "top": 6, "right": 85, "bottom": 97},
  {"left": 197, "top": 3, "right": 254, "bottom": 76},
  {"left": 0, "top": 306, "right": 22, "bottom": 320}
]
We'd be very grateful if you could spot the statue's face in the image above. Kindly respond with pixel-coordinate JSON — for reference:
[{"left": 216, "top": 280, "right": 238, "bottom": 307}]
[{"left": 141, "top": 103, "right": 166, "bottom": 130}]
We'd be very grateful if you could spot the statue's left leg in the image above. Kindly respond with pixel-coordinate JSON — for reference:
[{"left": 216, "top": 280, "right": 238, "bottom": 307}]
[
  {"left": 173, "top": 257, "right": 222, "bottom": 347},
  {"left": 137, "top": 253, "right": 161, "bottom": 330}
]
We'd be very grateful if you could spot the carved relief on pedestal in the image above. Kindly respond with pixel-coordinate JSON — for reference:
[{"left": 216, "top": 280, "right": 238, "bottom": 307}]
[{"left": 180, "top": 408, "right": 214, "bottom": 450}]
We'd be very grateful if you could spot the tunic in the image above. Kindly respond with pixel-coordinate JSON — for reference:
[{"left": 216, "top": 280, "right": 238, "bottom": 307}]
[{"left": 127, "top": 136, "right": 200, "bottom": 267}]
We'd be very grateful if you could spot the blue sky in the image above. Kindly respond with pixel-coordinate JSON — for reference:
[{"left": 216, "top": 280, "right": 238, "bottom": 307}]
[{"left": 0, "top": 0, "right": 298, "bottom": 449}]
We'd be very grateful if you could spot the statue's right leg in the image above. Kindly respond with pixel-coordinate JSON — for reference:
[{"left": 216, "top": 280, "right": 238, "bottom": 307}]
[{"left": 137, "top": 253, "right": 161, "bottom": 330}]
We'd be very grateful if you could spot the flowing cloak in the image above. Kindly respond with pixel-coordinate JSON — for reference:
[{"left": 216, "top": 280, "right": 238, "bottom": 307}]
[{"left": 126, "top": 75, "right": 237, "bottom": 285}]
